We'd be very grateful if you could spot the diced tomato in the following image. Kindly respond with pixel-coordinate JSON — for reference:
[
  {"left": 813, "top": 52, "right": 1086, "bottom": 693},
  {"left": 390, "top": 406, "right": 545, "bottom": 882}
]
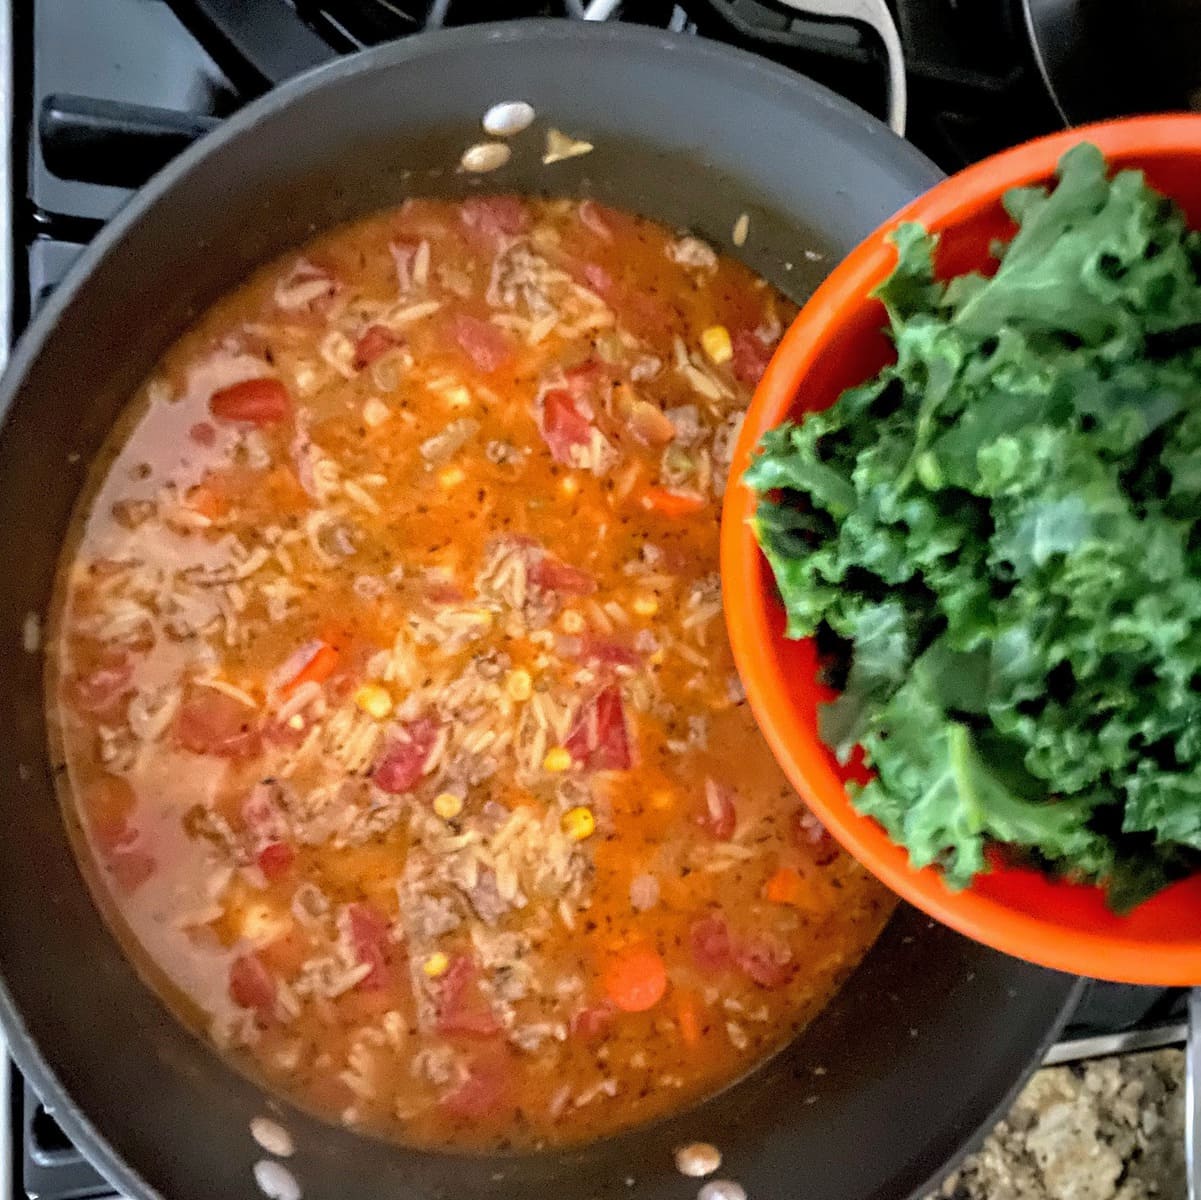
[
  {"left": 531, "top": 554, "right": 597, "bottom": 596},
  {"left": 229, "top": 952, "right": 276, "bottom": 1015},
  {"left": 569, "top": 1000, "right": 615, "bottom": 1041},
  {"left": 353, "top": 324, "right": 398, "bottom": 369},
  {"left": 734, "top": 933, "right": 796, "bottom": 989},
  {"left": 67, "top": 659, "right": 133, "bottom": 716},
  {"left": 372, "top": 716, "right": 439, "bottom": 794},
  {"left": 174, "top": 689, "right": 261, "bottom": 759},
  {"left": 576, "top": 636, "right": 640, "bottom": 670},
  {"left": 257, "top": 841, "right": 295, "bottom": 882},
  {"left": 343, "top": 901, "right": 391, "bottom": 989},
  {"left": 460, "top": 195, "right": 529, "bottom": 241},
  {"left": 565, "top": 685, "right": 633, "bottom": 771},
  {"left": 108, "top": 848, "right": 156, "bottom": 894},
  {"left": 208, "top": 378, "right": 291, "bottom": 425},
  {"left": 452, "top": 314, "right": 512, "bottom": 374},
  {"left": 83, "top": 775, "right": 137, "bottom": 852},
  {"left": 696, "top": 778, "right": 737, "bottom": 841},
  {"left": 435, "top": 954, "right": 500, "bottom": 1037},
  {"left": 563, "top": 360, "right": 602, "bottom": 400},
  {"left": 689, "top": 913, "right": 731, "bottom": 973},
  {"left": 540, "top": 388, "right": 593, "bottom": 467},
  {"left": 439, "top": 1054, "right": 509, "bottom": 1119},
  {"left": 731, "top": 330, "right": 775, "bottom": 386},
  {"left": 790, "top": 808, "right": 840, "bottom": 866},
  {"left": 188, "top": 421, "right": 217, "bottom": 446}
]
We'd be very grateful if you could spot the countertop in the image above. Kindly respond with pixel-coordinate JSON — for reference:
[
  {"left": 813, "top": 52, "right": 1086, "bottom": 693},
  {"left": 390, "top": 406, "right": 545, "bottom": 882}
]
[{"left": 930, "top": 1050, "right": 1186, "bottom": 1200}]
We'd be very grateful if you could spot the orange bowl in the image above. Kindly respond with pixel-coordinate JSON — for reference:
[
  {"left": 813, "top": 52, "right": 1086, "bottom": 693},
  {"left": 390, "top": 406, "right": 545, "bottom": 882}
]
[{"left": 722, "top": 114, "right": 1201, "bottom": 986}]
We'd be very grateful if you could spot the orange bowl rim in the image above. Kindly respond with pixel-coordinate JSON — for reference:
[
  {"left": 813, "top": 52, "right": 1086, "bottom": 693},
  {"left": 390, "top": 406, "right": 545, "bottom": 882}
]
[{"left": 721, "top": 114, "right": 1201, "bottom": 986}]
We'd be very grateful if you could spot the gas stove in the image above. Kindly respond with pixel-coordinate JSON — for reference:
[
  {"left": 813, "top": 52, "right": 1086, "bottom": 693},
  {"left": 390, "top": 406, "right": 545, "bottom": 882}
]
[{"left": 0, "top": 2, "right": 1185, "bottom": 1198}]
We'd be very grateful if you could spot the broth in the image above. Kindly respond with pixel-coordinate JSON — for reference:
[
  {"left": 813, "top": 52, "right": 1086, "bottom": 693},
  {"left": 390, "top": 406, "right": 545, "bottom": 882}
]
[{"left": 51, "top": 195, "right": 893, "bottom": 1150}]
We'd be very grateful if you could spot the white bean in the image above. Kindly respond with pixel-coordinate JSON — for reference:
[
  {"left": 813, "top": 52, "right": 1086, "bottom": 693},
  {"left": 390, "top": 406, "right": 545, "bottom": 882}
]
[{"left": 483, "top": 101, "right": 536, "bottom": 137}]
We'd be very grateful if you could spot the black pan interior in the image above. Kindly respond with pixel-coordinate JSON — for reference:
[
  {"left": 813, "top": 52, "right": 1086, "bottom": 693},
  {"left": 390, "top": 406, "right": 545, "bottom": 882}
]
[{"left": 0, "top": 21, "right": 1078, "bottom": 1200}]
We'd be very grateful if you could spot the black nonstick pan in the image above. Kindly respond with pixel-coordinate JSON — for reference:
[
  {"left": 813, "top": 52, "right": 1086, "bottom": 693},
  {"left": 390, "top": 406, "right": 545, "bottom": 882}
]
[{"left": 0, "top": 20, "right": 1079, "bottom": 1200}]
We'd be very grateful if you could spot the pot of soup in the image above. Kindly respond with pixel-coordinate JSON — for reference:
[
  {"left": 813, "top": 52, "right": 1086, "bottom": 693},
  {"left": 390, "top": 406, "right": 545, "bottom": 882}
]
[{"left": 0, "top": 20, "right": 1078, "bottom": 1200}]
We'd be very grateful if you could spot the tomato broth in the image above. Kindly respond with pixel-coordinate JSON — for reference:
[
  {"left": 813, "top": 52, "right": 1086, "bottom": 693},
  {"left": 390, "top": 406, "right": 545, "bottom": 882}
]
[{"left": 50, "top": 196, "right": 893, "bottom": 1150}]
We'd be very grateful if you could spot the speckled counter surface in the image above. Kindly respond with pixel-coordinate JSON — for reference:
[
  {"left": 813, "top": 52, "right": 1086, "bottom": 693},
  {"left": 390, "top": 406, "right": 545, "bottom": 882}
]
[{"left": 927, "top": 1050, "right": 1186, "bottom": 1200}]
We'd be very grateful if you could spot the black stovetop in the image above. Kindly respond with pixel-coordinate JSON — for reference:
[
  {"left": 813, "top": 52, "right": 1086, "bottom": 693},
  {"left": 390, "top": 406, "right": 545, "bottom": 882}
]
[{"left": 3, "top": 2, "right": 1183, "bottom": 1198}]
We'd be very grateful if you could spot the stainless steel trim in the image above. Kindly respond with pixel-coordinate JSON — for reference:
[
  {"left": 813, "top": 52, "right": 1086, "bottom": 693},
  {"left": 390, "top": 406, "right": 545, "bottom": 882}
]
[
  {"left": 773, "top": 0, "right": 907, "bottom": 135},
  {"left": 1043, "top": 1021, "right": 1189, "bottom": 1066},
  {"left": 1186, "top": 991, "right": 1200, "bottom": 1200},
  {"left": 0, "top": 0, "right": 13, "bottom": 375},
  {"left": 0, "top": 0, "right": 14, "bottom": 1191}
]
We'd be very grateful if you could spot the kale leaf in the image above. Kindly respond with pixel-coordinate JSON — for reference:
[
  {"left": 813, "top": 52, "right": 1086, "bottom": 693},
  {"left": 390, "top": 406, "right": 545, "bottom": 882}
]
[{"left": 745, "top": 142, "right": 1201, "bottom": 907}]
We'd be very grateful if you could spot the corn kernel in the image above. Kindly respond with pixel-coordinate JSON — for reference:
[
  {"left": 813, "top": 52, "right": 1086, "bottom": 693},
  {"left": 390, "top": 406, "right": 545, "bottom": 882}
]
[
  {"left": 444, "top": 385, "right": 472, "bottom": 408},
  {"left": 560, "top": 475, "right": 579, "bottom": 497},
  {"left": 632, "top": 595, "right": 659, "bottom": 617},
  {"left": 354, "top": 684, "right": 393, "bottom": 720},
  {"left": 560, "top": 610, "right": 585, "bottom": 635},
  {"left": 438, "top": 465, "right": 466, "bottom": 488},
  {"left": 506, "top": 668, "right": 532, "bottom": 701},
  {"left": 543, "top": 746, "right": 572, "bottom": 772},
  {"left": 649, "top": 649, "right": 666, "bottom": 666},
  {"left": 561, "top": 806, "right": 596, "bottom": 840},
  {"left": 433, "top": 792, "right": 463, "bottom": 820},
  {"left": 286, "top": 713, "right": 306, "bottom": 731},
  {"left": 422, "top": 951, "right": 449, "bottom": 978},
  {"left": 701, "top": 325, "right": 733, "bottom": 365}
]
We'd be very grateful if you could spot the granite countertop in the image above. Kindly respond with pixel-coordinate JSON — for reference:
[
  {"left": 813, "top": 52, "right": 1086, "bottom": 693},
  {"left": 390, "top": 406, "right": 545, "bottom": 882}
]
[{"left": 929, "top": 1050, "right": 1186, "bottom": 1200}]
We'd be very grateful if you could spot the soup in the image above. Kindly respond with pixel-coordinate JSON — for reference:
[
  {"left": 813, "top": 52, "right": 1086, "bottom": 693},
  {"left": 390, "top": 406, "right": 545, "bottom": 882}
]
[{"left": 50, "top": 196, "right": 893, "bottom": 1150}]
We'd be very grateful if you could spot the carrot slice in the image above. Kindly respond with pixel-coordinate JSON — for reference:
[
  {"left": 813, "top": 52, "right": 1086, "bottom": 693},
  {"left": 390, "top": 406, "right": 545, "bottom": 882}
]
[
  {"left": 280, "top": 642, "right": 339, "bottom": 697},
  {"left": 640, "top": 487, "right": 707, "bottom": 517},
  {"left": 764, "top": 866, "right": 806, "bottom": 907},
  {"left": 603, "top": 945, "right": 668, "bottom": 1013},
  {"left": 676, "top": 990, "right": 702, "bottom": 1046}
]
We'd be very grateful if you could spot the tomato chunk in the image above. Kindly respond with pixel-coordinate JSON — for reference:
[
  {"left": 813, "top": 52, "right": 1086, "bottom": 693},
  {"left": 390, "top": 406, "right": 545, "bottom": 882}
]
[
  {"left": 731, "top": 330, "right": 774, "bottom": 385},
  {"left": 540, "top": 388, "right": 592, "bottom": 466},
  {"left": 689, "top": 913, "right": 731, "bottom": 973},
  {"left": 372, "top": 716, "right": 439, "bottom": 794},
  {"left": 174, "top": 689, "right": 261, "bottom": 759},
  {"left": 569, "top": 1001, "right": 615, "bottom": 1041},
  {"left": 460, "top": 195, "right": 529, "bottom": 241},
  {"left": 353, "top": 324, "right": 398, "bottom": 369},
  {"left": 531, "top": 554, "right": 596, "bottom": 596},
  {"left": 208, "top": 377, "right": 291, "bottom": 425},
  {"left": 565, "top": 685, "right": 633, "bottom": 771},
  {"left": 734, "top": 933, "right": 796, "bottom": 989},
  {"left": 343, "top": 901, "right": 392, "bottom": 989},
  {"left": 436, "top": 954, "right": 500, "bottom": 1037},
  {"left": 68, "top": 659, "right": 133, "bottom": 716},
  {"left": 440, "top": 1054, "right": 509, "bottom": 1119},
  {"left": 452, "top": 314, "right": 512, "bottom": 374},
  {"left": 229, "top": 953, "right": 276, "bottom": 1015},
  {"left": 109, "top": 848, "right": 156, "bottom": 894},
  {"left": 257, "top": 842, "right": 295, "bottom": 882}
]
